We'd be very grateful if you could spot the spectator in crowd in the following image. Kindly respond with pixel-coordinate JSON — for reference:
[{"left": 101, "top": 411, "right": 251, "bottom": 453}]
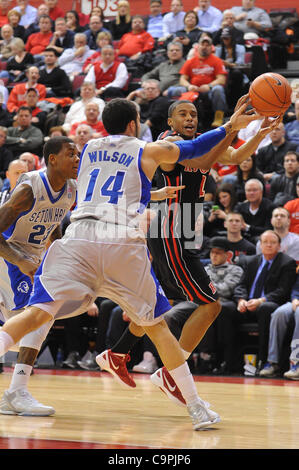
[
  {"left": 234, "top": 229, "right": 297, "bottom": 371},
  {"left": 141, "top": 41, "right": 185, "bottom": 97},
  {"left": 69, "top": 102, "right": 108, "bottom": 139},
  {"left": 23, "top": 87, "right": 47, "bottom": 132},
  {"left": 19, "top": 151, "right": 40, "bottom": 171},
  {"left": 25, "top": 14, "right": 53, "bottom": 56},
  {"left": 7, "top": 65, "right": 46, "bottom": 113},
  {"left": 117, "top": 15, "right": 155, "bottom": 59},
  {"left": 63, "top": 81, "right": 105, "bottom": 133},
  {"left": 58, "top": 32, "right": 94, "bottom": 81},
  {"left": 269, "top": 151, "right": 299, "bottom": 205},
  {"left": 180, "top": 35, "right": 228, "bottom": 128},
  {"left": 175, "top": 10, "right": 202, "bottom": 57},
  {"left": 84, "top": 15, "right": 109, "bottom": 50},
  {"left": 162, "top": 0, "right": 185, "bottom": 39},
  {"left": 7, "top": 8, "right": 25, "bottom": 41},
  {"left": 205, "top": 183, "right": 238, "bottom": 237},
  {"left": 144, "top": 0, "right": 164, "bottom": 40},
  {"left": 84, "top": 45, "right": 129, "bottom": 100},
  {"left": 73, "top": 123, "right": 93, "bottom": 153},
  {"left": 256, "top": 122, "right": 297, "bottom": 182},
  {"left": 195, "top": 0, "right": 223, "bottom": 34},
  {"left": 201, "top": 236, "right": 244, "bottom": 374},
  {"left": 38, "top": 47, "right": 72, "bottom": 97},
  {"left": 83, "top": 31, "right": 113, "bottom": 74},
  {"left": 2, "top": 38, "right": 34, "bottom": 83},
  {"left": 223, "top": 211, "right": 256, "bottom": 263},
  {"left": 0, "top": 0, "right": 10, "bottom": 28},
  {"left": 44, "top": 0, "right": 65, "bottom": 22},
  {"left": 259, "top": 273, "right": 299, "bottom": 380},
  {"left": 48, "top": 16, "right": 75, "bottom": 56},
  {"left": 256, "top": 207, "right": 299, "bottom": 263},
  {"left": 234, "top": 153, "right": 265, "bottom": 202},
  {"left": 108, "top": 0, "right": 131, "bottom": 41},
  {"left": 5, "top": 106, "right": 44, "bottom": 157},
  {"left": 0, "top": 24, "right": 15, "bottom": 60},
  {"left": 213, "top": 9, "right": 244, "bottom": 45},
  {"left": 65, "top": 10, "right": 85, "bottom": 34},
  {"left": 285, "top": 99, "right": 299, "bottom": 151},
  {"left": 0, "top": 126, "right": 14, "bottom": 184},
  {"left": 0, "top": 159, "right": 28, "bottom": 205},
  {"left": 235, "top": 178, "right": 276, "bottom": 244},
  {"left": 284, "top": 180, "right": 299, "bottom": 235},
  {"left": 24, "top": 3, "right": 49, "bottom": 39},
  {"left": 14, "top": 0, "right": 37, "bottom": 29},
  {"left": 231, "top": 0, "right": 272, "bottom": 36}
]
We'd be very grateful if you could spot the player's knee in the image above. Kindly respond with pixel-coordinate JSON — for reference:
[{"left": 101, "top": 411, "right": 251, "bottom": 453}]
[
  {"left": 209, "top": 300, "right": 222, "bottom": 321},
  {"left": 25, "top": 307, "right": 53, "bottom": 331}
]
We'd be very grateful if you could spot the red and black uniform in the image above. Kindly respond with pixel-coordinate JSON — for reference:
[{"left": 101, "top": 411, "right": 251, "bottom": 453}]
[{"left": 148, "top": 130, "right": 218, "bottom": 305}]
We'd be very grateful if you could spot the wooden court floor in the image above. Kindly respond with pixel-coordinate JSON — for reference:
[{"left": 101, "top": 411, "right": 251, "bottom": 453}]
[{"left": 0, "top": 368, "right": 298, "bottom": 450}]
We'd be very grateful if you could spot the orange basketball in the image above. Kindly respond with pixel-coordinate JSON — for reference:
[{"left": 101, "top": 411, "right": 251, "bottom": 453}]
[{"left": 249, "top": 73, "right": 292, "bottom": 117}]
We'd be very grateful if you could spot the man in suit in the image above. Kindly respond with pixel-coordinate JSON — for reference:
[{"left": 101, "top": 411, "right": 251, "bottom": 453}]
[{"left": 234, "top": 230, "right": 297, "bottom": 370}]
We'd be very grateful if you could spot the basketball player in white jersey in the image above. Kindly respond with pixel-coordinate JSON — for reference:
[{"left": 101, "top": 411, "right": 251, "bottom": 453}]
[
  {"left": 0, "top": 137, "right": 79, "bottom": 416},
  {"left": 0, "top": 99, "right": 260, "bottom": 430}
]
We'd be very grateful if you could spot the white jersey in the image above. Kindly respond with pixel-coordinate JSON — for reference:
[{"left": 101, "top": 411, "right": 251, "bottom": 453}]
[
  {"left": 71, "top": 135, "right": 150, "bottom": 232},
  {"left": 0, "top": 169, "right": 77, "bottom": 312}
]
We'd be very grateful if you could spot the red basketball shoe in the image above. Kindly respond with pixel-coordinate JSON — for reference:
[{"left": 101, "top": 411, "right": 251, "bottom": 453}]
[{"left": 96, "top": 350, "right": 136, "bottom": 388}]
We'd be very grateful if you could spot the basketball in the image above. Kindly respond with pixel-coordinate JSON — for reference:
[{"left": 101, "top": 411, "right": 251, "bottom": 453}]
[{"left": 249, "top": 73, "right": 292, "bottom": 117}]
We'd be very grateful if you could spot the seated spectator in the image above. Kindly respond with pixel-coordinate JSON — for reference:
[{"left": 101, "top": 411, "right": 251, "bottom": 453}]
[
  {"left": 0, "top": 158, "right": 28, "bottom": 205},
  {"left": 44, "top": 0, "right": 65, "bottom": 22},
  {"left": 284, "top": 180, "right": 299, "bottom": 235},
  {"left": 25, "top": 14, "right": 53, "bottom": 56},
  {"left": 195, "top": 0, "right": 223, "bottom": 34},
  {"left": 0, "top": 24, "right": 14, "bottom": 60},
  {"left": 285, "top": 99, "right": 299, "bottom": 151},
  {"left": 58, "top": 32, "right": 94, "bottom": 81},
  {"left": 48, "top": 16, "right": 75, "bottom": 56},
  {"left": 234, "top": 153, "right": 265, "bottom": 201},
  {"left": 108, "top": 0, "right": 131, "bottom": 41},
  {"left": 0, "top": 0, "right": 10, "bottom": 28},
  {"left": 234, "top": 230, "right": 297, "bottom": 371},
  {"left": 224, "top": 211, "right": 256, "bottom": 263},
  {"left": 83, "top": 30, "right": 113, "bottom": 74},
  {"left": 84, "top": 14, "right": 109, "bottom": 50},
  {"left": 269, "top": 151, "right": 299, "bottom": 205},
  {"left": 38, "top": 47, "right": 72, "bottom": 97},
  {"left": 205, "top": 183, "right": 238, "bottom": 237},
  {"left": 179, "top": 35, "right": 228, "bottom": 128},
  {"left": 256, "top": 207, "right": 299, "bottom": 264},
  {"left": 14, "top": 0, "right": 37, "bottom": 29},
  {"left": 141, "top": 41, "right": 185, "bottom": 97},
  {"left": 215, "top": 27, "right": 249, "bottom": 109},
  {"left": 19, "top": 151, "right": 40, "bottom": 171},
  {"left": 0, "top": 126, "right": 14, "bottom": 185},
  {"left": 65, "top": 10, "right": 86, "bottom": 34},
  {"left": 2, "top": 37, "right": 34, "bottom": 83},
  {"left": 231, "top": 0, "right": 272, "bottom": 36},
  {"left": 24, "top": 3, "right": 49, "bottom": 39},
  {"left": 162, "top": 0, "right": 185, "bottom": 39},
  {"left": 117, "top": 15, "right": 155, "bottom": 60},
  {"left": 7, "top": 65, "right": 46, "bottom": 114},
  {"left": 213, "top": 9, "right": 244, "bottom": 46},
  {"left": 5, "top": 106, "right": 44, "bottom": 157},
  {"left": 259, "top": 273, "right": 299, "bottom": 380},
  {"left": 84, "top": 45, "right": 129, "bottom": 100},
  {"left": 174, "top": 10, "right": 202, "bottom": 57},
  {"left": 22, "top": 87, "right": 47, "bottom": 131},
  {"left": 44, "top": 124, "right": 67, "bottom": 142},
  {"left": 235, "top": 178, "right": 276, "bottom": 244},
  {"left": 62, "top": 81, "right": 104, "bottom": 133},
  {"left": 7, "top": 8, "right": 25, "bottom": 41},
  {"left": 144, "top": 0, "right": 164, "bottom": 40},
  {"left": 73, "top": 123, "right": 93, "bottom": 153},
  {"left": 256, "top": 122, "right": 298, "bottom": 182},
  {"left": 69, "top": 101, "right": 108, "bottom": 139}
]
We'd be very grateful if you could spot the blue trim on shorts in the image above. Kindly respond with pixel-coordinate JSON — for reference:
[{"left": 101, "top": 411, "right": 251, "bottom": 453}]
[
  {"left": 150, "top": 263, "right": 171, "bottom": 318},
  {"left": 137, "top": 147, "right": 151, "bottom": 214},
  {"left": 4, "top": 260, "right": 32, "bottom": 310},
  {"left": 40, "top": 172, "right": 66, "bottom": 204},
  {"left": 28, "top": 255, "right": 54, "bottom": 306}
]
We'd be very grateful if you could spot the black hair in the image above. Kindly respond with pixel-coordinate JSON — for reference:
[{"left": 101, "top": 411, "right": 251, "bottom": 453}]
[
  {"left": 26, "top": 87, "right": 38, "bottom": 95},
  {"left": 44, "top": 47, "right": 59, "bottom": 57},
  {"left": 65, "top": 10, "right": 80, "bottom": 27},
  {"left": 18, "top": 106, "right": 32, "bottom": 114},
  {"left": 215, "top": 183, "right": 237, "bottom": 211},
  {"left": 43, "top": 136, "right": 74, "bottom": 166},
  {"left": 102, "top": 99, "right": 138, "bottom": 134},
  {"left": 168, "top": 100, "right": 196, "bottom": 117}
]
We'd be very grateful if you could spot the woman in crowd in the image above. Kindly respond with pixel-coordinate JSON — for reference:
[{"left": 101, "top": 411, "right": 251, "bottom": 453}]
[
  {"left": 108, "top": 0, "right": 131, "bottom": 41},
  {"left": 7, "top": 9, "right": 25, "bottom": 41},
  {"left": 0, "top": 37, "right": 34, "bottom": 82},
  {"left": 175, "top": 10, "right": 202, "bottom": 57},
  {"left": 234, "top": 154, "right": 265, "bottom": 202},
  {"left": 65, "top": 10, "right": 86, "bottom": 33},
  {"left": 83, "top": 30, "right": 113, "bottom": 74},
  {"left": 205, "top": 183, "right": 238, "bottom": 237}
]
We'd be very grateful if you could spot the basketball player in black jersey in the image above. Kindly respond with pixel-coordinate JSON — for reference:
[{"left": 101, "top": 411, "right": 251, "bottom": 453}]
[{"left": 98, "top": 97, "right": 280, "bottom": 406}]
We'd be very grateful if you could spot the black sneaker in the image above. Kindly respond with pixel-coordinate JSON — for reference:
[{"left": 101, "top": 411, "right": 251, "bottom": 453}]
[{"left": 63, "top": 351, "right": 81, "bottom": 369}]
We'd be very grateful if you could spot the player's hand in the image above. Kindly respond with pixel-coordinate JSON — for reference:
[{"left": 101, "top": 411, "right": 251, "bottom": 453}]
[
  {"left": 87, "top": 302, "right": 99, "bottom": 317},
  {"left": 229, "top": 101, "right": 263, "bottom": 131},
  {"left": 151, "top": 185, "right": 185, "bottom": 201},
  {"left": 258, "top": 115, "right": 282, "bottom": 136},
  {"left": 18, "top": 258, "right": 39, "bottom": 283}
]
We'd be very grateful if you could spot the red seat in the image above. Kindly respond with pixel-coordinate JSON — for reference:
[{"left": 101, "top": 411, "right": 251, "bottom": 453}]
[{"left": 72, "top": 74, "right": 86, "bottom": 95}]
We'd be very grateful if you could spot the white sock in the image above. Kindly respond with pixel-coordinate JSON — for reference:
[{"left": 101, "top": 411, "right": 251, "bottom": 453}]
[
  {"left": 0, "top": 331, "right": 14, "bottom": 357},
  {"left": 9, "top": 364, "right": 33, "bottom": 393},
  {"left": 168, "top": 362, "right": 198, "bottom": 404},
  {"left": 182, "top": 348, "right": 191, "bottom": 360}
]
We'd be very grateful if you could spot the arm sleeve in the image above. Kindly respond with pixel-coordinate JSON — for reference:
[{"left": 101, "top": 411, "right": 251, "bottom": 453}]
[{"left": 175, "top": 126, "right": 226, "bottom": 162}]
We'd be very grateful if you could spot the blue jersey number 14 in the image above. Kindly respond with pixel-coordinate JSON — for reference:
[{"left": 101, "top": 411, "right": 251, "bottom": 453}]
[{"left": 84, "top": 168, "right": 126, "bottom": 205}]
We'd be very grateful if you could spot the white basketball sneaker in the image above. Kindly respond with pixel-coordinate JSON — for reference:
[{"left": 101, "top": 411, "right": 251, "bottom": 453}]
[
  {"left": 0, "top": 389, "right": 55, "bottom": 416},
  {"left": 187, "top": 399, "right": 220, "bottom": 431}
]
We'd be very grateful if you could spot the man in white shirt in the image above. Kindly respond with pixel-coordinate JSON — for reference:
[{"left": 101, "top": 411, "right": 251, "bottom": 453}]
[
  {"left": 14, "top": 0, "right": 37, "bottom": 29},
  {"left": 231, "top": 0, "right": 272, "bottom": 35},
  {"left": 162, "top": 0, "right": 185, "bottom": 38},
  {"left": 195, "top": 0, "right": 223, "bottom": 34},
  {"left": 58, "top": 33, "right": 94, "bottom": 81}
]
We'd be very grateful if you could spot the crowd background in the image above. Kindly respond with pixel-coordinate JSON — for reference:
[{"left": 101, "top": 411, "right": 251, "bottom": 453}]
[{"left": 1, "top": 0, "right": 299, "bottom": 380}]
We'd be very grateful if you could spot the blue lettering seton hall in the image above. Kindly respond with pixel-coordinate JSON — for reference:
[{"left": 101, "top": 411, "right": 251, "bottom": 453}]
[{"left": 88, "top": 150, "right": 134, "bottom": 167}]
